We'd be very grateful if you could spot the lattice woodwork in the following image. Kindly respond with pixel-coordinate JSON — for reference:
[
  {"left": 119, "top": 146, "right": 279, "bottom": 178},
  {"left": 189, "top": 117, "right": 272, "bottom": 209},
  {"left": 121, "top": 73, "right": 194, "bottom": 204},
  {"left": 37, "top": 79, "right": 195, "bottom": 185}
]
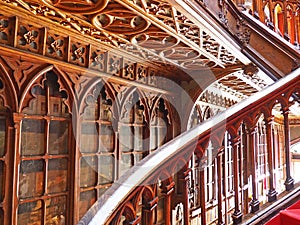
[{"left": 0, "top": 0, "right": 244, "bottom": 74}]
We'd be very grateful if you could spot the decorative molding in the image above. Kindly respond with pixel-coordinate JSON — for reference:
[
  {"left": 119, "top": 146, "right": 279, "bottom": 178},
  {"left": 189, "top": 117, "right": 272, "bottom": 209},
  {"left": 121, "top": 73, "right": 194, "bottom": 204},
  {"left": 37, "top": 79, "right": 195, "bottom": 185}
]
[{"left": 0, "top": 0, "right": 243, "bottom": 71}]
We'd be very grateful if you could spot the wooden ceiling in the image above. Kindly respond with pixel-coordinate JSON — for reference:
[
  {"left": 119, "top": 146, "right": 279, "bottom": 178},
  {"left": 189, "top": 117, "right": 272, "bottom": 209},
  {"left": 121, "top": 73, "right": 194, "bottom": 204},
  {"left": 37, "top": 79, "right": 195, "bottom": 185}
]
[{"left": 0, "top": 0, "right": 270, "bottom": 103}]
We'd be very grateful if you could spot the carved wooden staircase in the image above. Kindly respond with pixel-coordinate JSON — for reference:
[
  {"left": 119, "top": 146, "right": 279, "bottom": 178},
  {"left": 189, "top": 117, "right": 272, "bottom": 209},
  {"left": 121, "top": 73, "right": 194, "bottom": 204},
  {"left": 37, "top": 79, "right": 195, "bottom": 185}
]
[
  {"left": 78, "top": 66, "right": 300, "bottom": 225},
  {"left": 77, "top": 1, "right": 300, "bottom": 225},
  {"left": 175, "top": 0, "right": 300, "bottom": 79}
]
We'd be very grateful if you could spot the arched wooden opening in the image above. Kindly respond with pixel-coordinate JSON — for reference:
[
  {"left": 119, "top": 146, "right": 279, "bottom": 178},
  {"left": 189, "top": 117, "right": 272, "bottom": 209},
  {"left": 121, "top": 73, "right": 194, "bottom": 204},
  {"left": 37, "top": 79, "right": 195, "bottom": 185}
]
[{"left": 16, "top": 69, "right": 73, "bottom": 225}]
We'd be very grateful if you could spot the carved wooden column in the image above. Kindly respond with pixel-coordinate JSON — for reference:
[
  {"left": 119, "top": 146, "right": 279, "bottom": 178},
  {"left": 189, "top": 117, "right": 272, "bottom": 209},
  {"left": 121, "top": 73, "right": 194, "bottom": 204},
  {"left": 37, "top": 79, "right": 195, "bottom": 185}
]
[
  {"left": 252, "top": 0, "right": 258, "bottom": 17},
  {"left": 252, "top": 0, "right": 263, "bottom": 19},
  {"left": 293, "top": 12, "right": 299, "bottom": 46},
  {"left": 265, "top": 116, "right": 277, "bottom": 202},
  {"left": 267, "top": 0, "right": 274, "bottom": 29},
  {"left": 12, "top": 113, "right": 22, "bottom": 225},
  {"left": 161, "top": 181, "right": 175, "bottom": 225},
  {"left": 241, "top": 124, "right": 249, "bottom": 214},
  {"left": 231, "top": 136, "right": 243, "bottom": 224},
  {"left": 283, "top": 0, "right": 290, "bottom": 41},
  {"left": 217, "top": 151, "right": 225, "bottom": 225},
  {"left": 282, "top": 107, "right": 294, "bottom": 190},
  {"left": 199, "top": 170, "right": 206, "bottom": 225},
  {"left": 248, "top": 126, "right": 260, "bottom": 213},
  {"left": 177, "top": 166, "right": 191, "bottom": 225}
]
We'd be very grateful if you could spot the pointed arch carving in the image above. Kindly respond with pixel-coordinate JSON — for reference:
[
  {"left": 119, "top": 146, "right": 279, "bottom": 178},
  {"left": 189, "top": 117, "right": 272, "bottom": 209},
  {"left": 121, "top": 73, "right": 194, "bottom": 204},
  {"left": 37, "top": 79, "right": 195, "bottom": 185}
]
[
  {"left": 78, "top": 79, "right": 116, "bottom": 120},
  {"left": 243, "top": 110, "right": 262, "bottom": 131},
  {"left": 118, "top": 87, "right": 149, "bottom": 123},
  {"left": 0, "top": 59, "right": 18, "bottom": 111},
  {"left": 19, "top": 65, "right": 75, "bottom": 114}
]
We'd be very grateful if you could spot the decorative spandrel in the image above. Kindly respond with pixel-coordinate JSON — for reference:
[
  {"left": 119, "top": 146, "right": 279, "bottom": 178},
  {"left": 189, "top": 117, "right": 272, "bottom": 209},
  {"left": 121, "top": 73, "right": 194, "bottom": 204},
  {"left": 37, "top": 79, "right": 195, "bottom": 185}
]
[
  {"left": 21, "top": 119, "right": 45, "bottom": 156},
  {"left": 18, "top": 200, "right": 43, "bottom": 225},
  {"left": 19, "top": 160, "right": 45, "bottom": 199},
  {"left": 47, "top": 158, "right": 68, "bottom": 194}
]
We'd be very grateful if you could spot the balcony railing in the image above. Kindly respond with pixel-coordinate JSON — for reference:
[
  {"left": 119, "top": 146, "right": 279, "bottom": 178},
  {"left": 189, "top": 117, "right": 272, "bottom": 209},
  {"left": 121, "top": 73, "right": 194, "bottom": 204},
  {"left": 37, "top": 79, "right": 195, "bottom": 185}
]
[
  {"left": 78, "top": 67, "right": 300, "bottom": 224},
  {"left": 177, "top": 0, "right": 299, "bottom": 78}
]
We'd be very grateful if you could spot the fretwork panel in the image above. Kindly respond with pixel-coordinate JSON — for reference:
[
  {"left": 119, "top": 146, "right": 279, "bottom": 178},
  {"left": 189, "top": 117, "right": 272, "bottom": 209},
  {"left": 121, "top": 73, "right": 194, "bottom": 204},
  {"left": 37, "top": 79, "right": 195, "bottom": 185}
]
[
  {"left": 18, "top": 72, "right": 70, "bottom": 225},
  {"left": 79, "top": 85, "right": 115, "bottom": 219}
]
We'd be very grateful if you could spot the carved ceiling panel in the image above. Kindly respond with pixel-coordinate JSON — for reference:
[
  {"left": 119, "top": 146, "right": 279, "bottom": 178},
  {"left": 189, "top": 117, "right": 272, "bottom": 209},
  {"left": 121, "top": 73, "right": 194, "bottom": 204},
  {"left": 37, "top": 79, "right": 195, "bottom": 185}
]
[{"left": 0, "top": 0, "right": 243, "bottom": 72}]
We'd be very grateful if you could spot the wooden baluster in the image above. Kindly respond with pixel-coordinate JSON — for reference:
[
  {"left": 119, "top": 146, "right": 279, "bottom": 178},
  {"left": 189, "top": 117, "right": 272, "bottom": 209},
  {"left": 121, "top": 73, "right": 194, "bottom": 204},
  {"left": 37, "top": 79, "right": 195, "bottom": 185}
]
[
  {"left": 200, "top": 170, "right": 206, "bottom": 225},
  {"left": 252, "top": 0, "right": 262, "bottom": 19},
  {"left": 295, "top": 11, "right": 300, "bottom": 47},
  {"left": 217, "top": 151, "right": 225, "bottom": 225},
  {"left": 283, "top": 0, "right": 290, "bottom": 41},
  {"left": 183, "top": 169, "right": 191, "bottom": 225},
  {"left": 248, "top": 126, "right": 260, "bottom": 213},
  {"left": 161, "top": 181, "right": 175, "bottom": 225},
  {"left": 268, "top": 0, "right": 274, "bottom": 29},
  {"left": 177, "top": 165, "right": 191, "bottom": 225},
  {"left": 143, "top": 197, "right": 158, "bottom": 225},
  {"left": 292, "top": 11, "right": 298, "bottom": 46},
  {"left": 265, "top": 116, "right": 277, "bottom": 202},
  {"left": 231, "top": 136, "right": 243, "bottom": 224},
  {"left": 282, "top": 107, "right": 294, "bottom": 190},
  {"left": 12, "top": 114, "right": 22, "bottom": 225},
  {"left": 241, "top": 124, "right": 249, "bottom": 214}
]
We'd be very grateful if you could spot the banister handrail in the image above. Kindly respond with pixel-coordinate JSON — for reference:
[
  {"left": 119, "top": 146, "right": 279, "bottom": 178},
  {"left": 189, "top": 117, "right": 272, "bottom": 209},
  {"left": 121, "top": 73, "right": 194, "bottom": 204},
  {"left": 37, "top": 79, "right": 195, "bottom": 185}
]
[
  {"left": 79, "top": 67, "right": 300, "bottom": 225},
  {"left": 176, "top": 0, "right": 300, "bottom": 79}
]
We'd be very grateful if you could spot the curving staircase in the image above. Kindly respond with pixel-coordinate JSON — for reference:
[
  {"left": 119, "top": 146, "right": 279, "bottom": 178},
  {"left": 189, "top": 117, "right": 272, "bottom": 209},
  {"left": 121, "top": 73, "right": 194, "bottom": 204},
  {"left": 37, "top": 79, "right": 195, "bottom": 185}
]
[{"left": 78, "top": 1, "right": 300, "bottom": 225}]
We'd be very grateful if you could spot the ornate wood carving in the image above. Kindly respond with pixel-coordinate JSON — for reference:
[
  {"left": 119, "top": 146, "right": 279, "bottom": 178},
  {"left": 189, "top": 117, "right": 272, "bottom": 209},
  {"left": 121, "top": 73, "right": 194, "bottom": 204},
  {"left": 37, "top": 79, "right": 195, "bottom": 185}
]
[{"left": 0, "top": 0, "right": 243, "bottom": 74}]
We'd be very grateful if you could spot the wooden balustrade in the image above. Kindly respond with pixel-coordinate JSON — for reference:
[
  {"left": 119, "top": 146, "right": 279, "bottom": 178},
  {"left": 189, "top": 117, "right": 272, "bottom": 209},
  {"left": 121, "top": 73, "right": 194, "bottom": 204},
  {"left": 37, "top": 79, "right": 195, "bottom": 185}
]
[
  {"left": 178, "top": 0, "right": 299, "bottom": 79},
  {"left": 78, "top": 67, "right": 300, "bottom": 225}
]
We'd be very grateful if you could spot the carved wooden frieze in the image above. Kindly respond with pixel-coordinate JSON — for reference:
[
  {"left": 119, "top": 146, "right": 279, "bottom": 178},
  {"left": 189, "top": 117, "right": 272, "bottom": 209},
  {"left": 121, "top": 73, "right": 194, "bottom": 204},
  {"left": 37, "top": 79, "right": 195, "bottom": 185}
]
[
  {"left": 0, "top": 10, "right": 177, "bottom": 90},
  {"left": 0, "top": 0, "right": 243, "bottom": 73}
]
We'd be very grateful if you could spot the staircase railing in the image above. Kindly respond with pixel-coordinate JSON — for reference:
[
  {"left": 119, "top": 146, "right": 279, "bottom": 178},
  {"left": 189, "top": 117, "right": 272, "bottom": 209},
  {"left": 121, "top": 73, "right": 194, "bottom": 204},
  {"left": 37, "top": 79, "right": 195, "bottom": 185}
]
[
  {"left": 174, "top": 0, "right": 300, "bottom": 79},
  {"left": 78, "top": 67, "right": 300, "bottom": 225}
]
